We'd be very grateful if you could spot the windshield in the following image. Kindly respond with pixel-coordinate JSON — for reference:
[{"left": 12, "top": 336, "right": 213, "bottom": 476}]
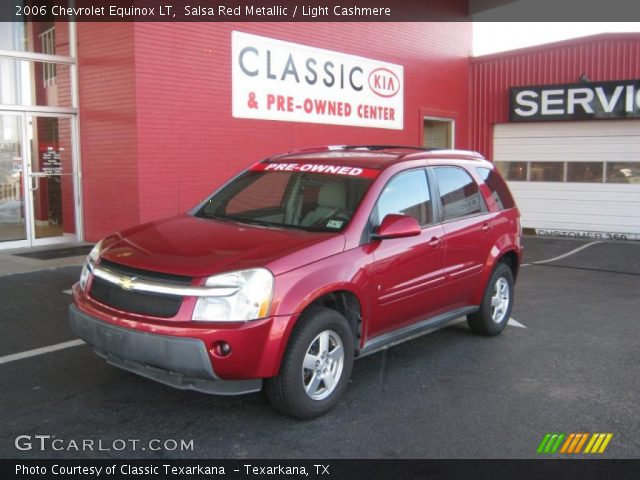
[{"left": 195, "top": 169, "right": 375, "bottom": 232}]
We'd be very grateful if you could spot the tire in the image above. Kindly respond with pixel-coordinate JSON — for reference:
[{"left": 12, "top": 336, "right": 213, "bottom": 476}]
[
  {"left": 265, "top": 306, "right": 354, "bottom": 419},
  {"left": 467, "top": 262, "right": 514, "bottom": 336}
]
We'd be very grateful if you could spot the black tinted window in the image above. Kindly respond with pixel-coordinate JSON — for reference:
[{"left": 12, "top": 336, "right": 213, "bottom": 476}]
[
  {"left": 375, "top": 169, "right": 432, "bottom": 225},
  {"left": 476, "top": 167, "right": 516, "bottom": 210},
  {"left": 434, "top": 167, "right": 485, "bottom": 221}
]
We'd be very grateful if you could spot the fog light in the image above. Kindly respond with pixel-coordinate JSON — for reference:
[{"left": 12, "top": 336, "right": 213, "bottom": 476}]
[{"left": 213, "top": 341, "right": 231, "bottom": 357}]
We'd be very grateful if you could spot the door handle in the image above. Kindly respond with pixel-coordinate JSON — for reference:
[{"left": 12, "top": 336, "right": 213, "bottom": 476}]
[
  {"left": 29, "top": 175, "right": 40, "bottom": 191},
  {"left": 28, "top": 172, "right": 48, "bottom": 191},
  {"left": 481, "top": 222, "right": 492, "bottom": 232},
  {"left": 428, "top": 236, "right": 441, "bottom": 247}
]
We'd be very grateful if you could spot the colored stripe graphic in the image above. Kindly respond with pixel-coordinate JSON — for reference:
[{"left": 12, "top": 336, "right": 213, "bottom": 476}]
[
  {"left": 565, "top": 433, "right": 589, "bottom": 454},
  {"left": 550, "top": 434, "right": 565, "bottom": 453},
  {"left": 597, "top": 434, "right": 614, "bottom": 453},
  {"left": 537, "top": 433, "right": 565, "bottom": 454},
  {"left": 537, "top": 434, "right": 552, "bottom": 454},
  {"left": 584, "top": 433, "right": 614, "bottom": 454},
  {"left": 574, "top": 433, "right": 589, "bottom": 453},
  {"left": 539, "top": 433, "right": 613, "bottom": 454},
  {"left": 560, "top": 434, "right": 575, "bottom": 453}
]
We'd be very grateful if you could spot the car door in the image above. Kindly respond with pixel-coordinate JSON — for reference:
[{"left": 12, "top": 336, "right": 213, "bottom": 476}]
[
  {"left": 368, "top": 168, "right": 447, "bottom": 338},
  {"left": 430, "top": 166, "right": 496, "bottom": 309}
]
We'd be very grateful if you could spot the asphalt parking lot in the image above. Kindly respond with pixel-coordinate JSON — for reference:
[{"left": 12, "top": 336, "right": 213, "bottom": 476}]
[{"left": 0, "top": 237, "right": 638, "bottom": 459}]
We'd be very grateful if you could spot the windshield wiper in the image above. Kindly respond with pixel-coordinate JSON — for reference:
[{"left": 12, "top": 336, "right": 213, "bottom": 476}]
[
  {"left": 196, "top": 213, "right": 333, "bottom": 232},
  {"left": 235, "top": 218, "right": 282, "bottom": 228},
  {"left": 209, "top": 215, "right": 286, "bottom": 229}
]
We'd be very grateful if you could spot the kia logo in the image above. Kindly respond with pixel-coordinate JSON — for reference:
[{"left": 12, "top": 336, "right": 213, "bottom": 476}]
[{"left": 368, "top": 68, "right": 400, "bottom": 98}]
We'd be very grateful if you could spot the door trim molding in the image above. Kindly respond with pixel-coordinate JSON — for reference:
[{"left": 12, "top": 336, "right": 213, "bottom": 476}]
[{"left": 357, "top": 305, "right": 478, "bottom": 357}]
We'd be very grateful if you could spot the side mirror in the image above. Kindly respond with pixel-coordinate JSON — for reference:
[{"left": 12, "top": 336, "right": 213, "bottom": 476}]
[{"left": 372, "top": 214, "right": 421, "bottom": 240}]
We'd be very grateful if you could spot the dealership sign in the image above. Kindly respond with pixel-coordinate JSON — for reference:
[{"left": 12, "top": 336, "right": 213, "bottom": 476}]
[
  {"left": 510, "top": 80, "right": 640, "bottom": 122},
  {"left": 232, "top": 31, "right": 403, "bottom": 129}
]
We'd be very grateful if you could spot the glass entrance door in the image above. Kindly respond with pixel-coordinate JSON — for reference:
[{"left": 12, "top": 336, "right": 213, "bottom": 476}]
[
  {"left": 0, "top": 112, "right": 78, "bottom": 248},
  {"left": 27, "top": 114, "right": 76, "bottom": 242},
  {"left": 0, "top": 113, "right": 27, "bottom": 244}
]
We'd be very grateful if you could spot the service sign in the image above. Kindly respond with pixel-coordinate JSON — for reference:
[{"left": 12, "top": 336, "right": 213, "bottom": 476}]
[
  {"left": 510, "top": 80, "right": 640, "bottom": 122},
  {"left": 232, "top": 31, "right": 404, "bottom": 129}
]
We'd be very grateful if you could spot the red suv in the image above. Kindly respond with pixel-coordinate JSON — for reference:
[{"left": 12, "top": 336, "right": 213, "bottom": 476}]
[{"left": 70, "top": 146, "right": 522, "bottom": 418}]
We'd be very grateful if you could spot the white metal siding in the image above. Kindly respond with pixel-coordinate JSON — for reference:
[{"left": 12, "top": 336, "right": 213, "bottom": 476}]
[{"left": 494, "top": 121, "right": 640, "bottom": 238}]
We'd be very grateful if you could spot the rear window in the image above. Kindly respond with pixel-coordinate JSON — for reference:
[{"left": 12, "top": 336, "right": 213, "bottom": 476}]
[
  {"left": 476, "top": 167, "right": 516, "bottom": 210},
  {"left": 434, "top": 167, "right": 486, "bottom": 221}
]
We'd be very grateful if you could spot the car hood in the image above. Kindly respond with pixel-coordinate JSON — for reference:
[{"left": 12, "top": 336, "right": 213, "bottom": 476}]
[{"left": 98, "top": 214, "right": 345, "bottom": 278}]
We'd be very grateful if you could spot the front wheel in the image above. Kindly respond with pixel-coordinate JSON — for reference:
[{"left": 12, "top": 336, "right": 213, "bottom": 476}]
[
  {"left": 467, "top": 263, "right": 514, "bottom": 336},
  {"left": 265, "top": 306, "right": 354, "bottom": 419}
]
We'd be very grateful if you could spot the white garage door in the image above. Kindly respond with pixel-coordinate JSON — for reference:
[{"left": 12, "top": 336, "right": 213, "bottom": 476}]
[{"left": 494, "top": 120, "right": 640, "bottom": 241}]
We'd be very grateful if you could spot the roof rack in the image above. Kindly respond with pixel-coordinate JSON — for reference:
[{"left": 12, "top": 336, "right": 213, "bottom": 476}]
[
  {"left": 341, "top": 145, "right": 440, "bottom": 151},
  {"left": 342, "top": 146, "right": 485, "bottom": 159},
  {"left": 269, "top": 145, "right": 438, "bottom": 158},
  {"left": 420, "top": 149, "right": 485, "bottom": 159},
  {"left": 269, "top": 145, "right": 485, "bottom": 161}
]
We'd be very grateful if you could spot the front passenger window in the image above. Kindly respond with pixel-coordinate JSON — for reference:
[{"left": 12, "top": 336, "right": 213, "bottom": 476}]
[{"left": 374, "top": 169, "right": 432, "bottom": 226}]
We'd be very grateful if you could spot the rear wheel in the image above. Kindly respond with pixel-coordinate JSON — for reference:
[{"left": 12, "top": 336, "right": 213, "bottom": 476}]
[
  {"left": 265, "top": 306, "right": 354, "bottom": 419},
  {"left": 467, "top": 263, "right": 514, "bottom": 336}
]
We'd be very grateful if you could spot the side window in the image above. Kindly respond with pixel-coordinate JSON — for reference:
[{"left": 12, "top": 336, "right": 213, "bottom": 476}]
[
  {"left": 374, "top": 169, "right": 432, "bottom": 226},
  {"left": 476, "top": 167, "right": 516, "bottom": 210},
  {"left": 434, "top": 167, "right": 485, "bottom": 221}
]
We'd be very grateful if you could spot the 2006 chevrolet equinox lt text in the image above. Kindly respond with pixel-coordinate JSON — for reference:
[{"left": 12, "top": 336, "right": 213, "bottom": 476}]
[{"left": 70, "top": 145, "right": 522, "bottom": 418}]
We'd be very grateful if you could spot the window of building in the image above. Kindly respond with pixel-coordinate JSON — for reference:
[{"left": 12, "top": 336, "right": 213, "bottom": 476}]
[
  {"left": 1, "top": 22, "right": 70, "bottom": 56},
  {"left": 497, "top": 160, "right": 639, "bottom": 185},
  {"left": 567, "top": 162, "right": 604, "bottom": 183},
  {"left": 606, "top": 162, "right": 640, "bottom": 184},
  {"left": 529, "top": 162, "right": 563, "bottom": 182},
  {"left": 476, "top": 167, "right": 516, "bottom": 210},
  {"left": 434, "top": 167, "right": 485, "bottom": 221},
  {"left": 39, "top": 26, "right": 57, "bottom": 85},
  {"left": 0, "top": 58, "right": 71, "bottom": 107},
  {"left": 495, "top": 161, "right": 527, "bottom": 181},
  {"left": 0, "top": 21, "right": 78, "bottom": 249},
  {"left": 374, "top": 169, "right": 432, "bottom": 226},
  {"left": 423, "top": 118, "right": 454, "bottom": 149}
]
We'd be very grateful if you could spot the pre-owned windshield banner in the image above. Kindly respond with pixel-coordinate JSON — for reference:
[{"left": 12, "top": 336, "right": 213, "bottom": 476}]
[{"left": 250, "top": 162, "right": 380, "bottom": 178}]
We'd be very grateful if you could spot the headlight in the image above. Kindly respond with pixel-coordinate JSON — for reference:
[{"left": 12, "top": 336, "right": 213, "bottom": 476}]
[
  {"left": 79, "top": 241, "right": 103, "bottom": 291},
  {"left": 192, "top": 268, "right": 274, "bottom": 322},
  {"left": 79, "top": 262, "right": 90, "bottom": 291},
  {"left": 88, "top": 240, "right": 102, "bottom": 263}
]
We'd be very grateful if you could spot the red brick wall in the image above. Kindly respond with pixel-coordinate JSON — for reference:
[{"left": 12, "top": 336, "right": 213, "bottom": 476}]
[
  {"left": 79, "top": 17, "right": 471, "bottom": 240},
  {"left": 77, "top": 23, "right": 139, "bottom": 240}
]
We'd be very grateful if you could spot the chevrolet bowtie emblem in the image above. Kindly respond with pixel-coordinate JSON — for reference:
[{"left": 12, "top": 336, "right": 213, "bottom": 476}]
[{"left": 118, "top": 276, "right": 136, "bottom": 290}]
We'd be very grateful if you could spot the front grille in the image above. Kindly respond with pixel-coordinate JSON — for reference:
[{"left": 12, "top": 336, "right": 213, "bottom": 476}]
[
  {"left": 89, "top": 260, "right": 192, "bottom": 318},
  {"left": 99, "top": 259, "right": 192, "bottom": 284}
]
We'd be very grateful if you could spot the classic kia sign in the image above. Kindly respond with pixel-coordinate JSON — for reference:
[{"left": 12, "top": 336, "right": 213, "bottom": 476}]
[
  {"left": 510, "top": 80, "right": 640, "bottom": 122},
  {"left": 232, "top": 31, "right": 404, "bottom": 129}
]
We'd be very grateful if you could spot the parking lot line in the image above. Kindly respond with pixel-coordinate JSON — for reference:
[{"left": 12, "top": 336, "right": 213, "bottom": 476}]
[
  {"left": 522, "top": 240, "right": 603, "bottom": 266},
  {"left": 0, "top": 339, "right": 85, "bottom": 366},
  {"left": 507, "top": 318, "right": 527, "bottom": 328}
]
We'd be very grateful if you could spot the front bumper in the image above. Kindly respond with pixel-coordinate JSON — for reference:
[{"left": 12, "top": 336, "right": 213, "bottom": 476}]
[{"left": 69, "top": 304, "right": 262, "bottom": 395}]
